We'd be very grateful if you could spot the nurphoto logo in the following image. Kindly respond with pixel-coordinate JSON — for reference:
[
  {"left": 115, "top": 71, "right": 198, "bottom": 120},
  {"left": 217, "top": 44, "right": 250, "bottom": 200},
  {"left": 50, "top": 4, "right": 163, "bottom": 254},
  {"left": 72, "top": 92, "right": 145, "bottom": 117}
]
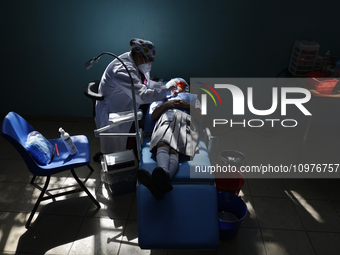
[{"left": 192, "top": 78, "right": 312, "bottom": 128}]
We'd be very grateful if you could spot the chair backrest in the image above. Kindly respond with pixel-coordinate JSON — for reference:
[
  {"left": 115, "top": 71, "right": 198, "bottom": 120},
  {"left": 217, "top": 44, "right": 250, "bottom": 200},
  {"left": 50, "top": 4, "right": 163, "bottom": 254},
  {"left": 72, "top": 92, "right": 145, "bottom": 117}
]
[
  {"left": 1, "top": 112, "right": 34, "bottom": 147},
  {"left": 1, "top": 112, "right": 42, "bottom": 174}
]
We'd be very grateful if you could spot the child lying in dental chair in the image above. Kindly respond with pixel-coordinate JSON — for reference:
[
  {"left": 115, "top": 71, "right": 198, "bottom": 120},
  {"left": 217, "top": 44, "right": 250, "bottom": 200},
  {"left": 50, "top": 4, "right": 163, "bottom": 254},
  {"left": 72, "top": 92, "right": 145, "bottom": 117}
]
[{"left": 137, "top": 78, "right": 202, "bottom": 199}]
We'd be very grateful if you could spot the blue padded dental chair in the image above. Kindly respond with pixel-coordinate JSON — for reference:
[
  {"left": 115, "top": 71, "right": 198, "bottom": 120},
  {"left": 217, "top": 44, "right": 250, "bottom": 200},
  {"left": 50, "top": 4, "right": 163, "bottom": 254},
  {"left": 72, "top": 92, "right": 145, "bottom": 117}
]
[
  {"left": 1, "top": 112, "right": 101, "bottom": 228},
  {"left": 137, "top": 104, "right": 220, "bottom": 249},
  {"left": 138, "top": 184, "right": 219, "bottom": 249}
]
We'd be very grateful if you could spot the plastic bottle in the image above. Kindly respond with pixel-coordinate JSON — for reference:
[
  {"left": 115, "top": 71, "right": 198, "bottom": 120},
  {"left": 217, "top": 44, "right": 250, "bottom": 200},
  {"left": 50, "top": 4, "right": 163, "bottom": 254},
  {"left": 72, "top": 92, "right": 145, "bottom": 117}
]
[
  {"left": 333, "top": 61, "right": 340, "bottom": 78},
  {"left": 320, "top": 50, "right": 330, "bottom": 73},
  {"left": 59, "top": 128, "right": 78, "bottom": 155}
]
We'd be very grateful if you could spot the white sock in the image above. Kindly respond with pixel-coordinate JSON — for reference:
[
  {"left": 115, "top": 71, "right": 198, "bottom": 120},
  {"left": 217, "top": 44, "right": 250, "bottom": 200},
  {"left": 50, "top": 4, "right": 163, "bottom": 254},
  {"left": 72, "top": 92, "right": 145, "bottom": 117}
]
[
  {"left": 168, "top": 153, "right": 179, "bottom": 179},
  {"left": 156, "top": 146, "right": 170, "bottom": 174}
]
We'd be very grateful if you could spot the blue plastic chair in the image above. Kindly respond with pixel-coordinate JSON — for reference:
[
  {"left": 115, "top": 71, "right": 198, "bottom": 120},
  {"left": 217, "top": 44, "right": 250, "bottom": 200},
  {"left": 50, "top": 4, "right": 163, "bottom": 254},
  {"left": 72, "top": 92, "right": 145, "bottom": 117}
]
[{"left": 1, "top": 112, "right": 101, "bottom": 228}]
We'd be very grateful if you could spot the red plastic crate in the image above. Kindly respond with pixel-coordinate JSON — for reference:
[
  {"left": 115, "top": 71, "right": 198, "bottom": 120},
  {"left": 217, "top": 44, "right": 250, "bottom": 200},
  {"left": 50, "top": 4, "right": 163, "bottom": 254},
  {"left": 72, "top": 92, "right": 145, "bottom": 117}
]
[{"left": 307, "top": 72, "right": 339, "bottom": 94}]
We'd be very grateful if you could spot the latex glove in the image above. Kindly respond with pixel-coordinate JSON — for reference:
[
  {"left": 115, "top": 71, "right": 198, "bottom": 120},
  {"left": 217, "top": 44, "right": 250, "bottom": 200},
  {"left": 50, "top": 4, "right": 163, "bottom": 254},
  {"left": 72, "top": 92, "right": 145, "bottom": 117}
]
[
  {"left": 165, "top": 80, "right": 177, "bottom": 90},
  {"left": 152, "top": 82, "right": 165, "bottom": 93}
]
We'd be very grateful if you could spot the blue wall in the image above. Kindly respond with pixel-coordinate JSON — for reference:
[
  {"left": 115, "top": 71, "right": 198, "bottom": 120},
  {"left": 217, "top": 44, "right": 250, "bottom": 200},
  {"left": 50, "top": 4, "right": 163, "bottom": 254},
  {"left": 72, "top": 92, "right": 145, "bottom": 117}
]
[{"left": 1, "top": 0, "right": 339, "bottom": 117}]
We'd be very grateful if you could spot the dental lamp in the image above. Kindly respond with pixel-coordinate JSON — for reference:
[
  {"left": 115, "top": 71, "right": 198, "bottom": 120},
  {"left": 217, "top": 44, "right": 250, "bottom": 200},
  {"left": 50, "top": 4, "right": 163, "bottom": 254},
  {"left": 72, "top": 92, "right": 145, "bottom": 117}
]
[
  {"left": 85, "top": 52, "right": 121, "bottom": 70},
  {"left": 85, "top": 52, "right": 141, "bottom": 159}
]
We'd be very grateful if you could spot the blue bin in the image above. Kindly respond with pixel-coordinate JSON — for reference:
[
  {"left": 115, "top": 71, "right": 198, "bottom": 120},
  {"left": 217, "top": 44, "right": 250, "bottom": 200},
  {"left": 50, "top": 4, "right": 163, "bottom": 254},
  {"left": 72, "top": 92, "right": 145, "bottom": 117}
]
[{"left": 218, "top": 192, "right": 247, "bottom": 240}]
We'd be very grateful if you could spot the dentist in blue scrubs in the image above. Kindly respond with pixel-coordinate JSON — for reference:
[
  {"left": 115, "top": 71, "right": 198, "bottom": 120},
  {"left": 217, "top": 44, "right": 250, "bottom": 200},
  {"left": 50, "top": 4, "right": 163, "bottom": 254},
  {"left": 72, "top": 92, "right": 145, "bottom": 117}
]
[{"left": 95, "top": 38, "right": 176, "bottom": 154}]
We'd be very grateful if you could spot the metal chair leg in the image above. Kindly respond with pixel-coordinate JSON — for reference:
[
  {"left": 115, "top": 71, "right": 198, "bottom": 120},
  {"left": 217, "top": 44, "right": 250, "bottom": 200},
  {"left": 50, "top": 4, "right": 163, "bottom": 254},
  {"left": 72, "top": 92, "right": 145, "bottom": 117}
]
[
  {"left": 26, "top": 176, "right": 51, "bottom": 228},
  {"left": 87, "top": 164, "right": 95, "bottom": 172},
  {"left": 70, "top": 169, "right": 101, "bottom": 209},
  {"left": 30, "top": 175, "right": 37, "bottom": 184}
]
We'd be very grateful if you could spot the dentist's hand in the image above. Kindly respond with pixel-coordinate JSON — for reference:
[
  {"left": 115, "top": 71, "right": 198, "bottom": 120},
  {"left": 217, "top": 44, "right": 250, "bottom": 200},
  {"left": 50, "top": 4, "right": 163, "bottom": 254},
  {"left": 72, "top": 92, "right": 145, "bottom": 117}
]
[{"left": 165, "top": 80, "right": 177, "bottom": 90}]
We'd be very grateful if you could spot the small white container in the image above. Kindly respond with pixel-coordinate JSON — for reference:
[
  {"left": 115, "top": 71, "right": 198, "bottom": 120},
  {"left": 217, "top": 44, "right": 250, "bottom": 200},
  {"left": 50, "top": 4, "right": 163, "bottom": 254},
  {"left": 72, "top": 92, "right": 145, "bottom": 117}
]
[{"left": 59, "top": 127, "right": 78, "bottom": 155}]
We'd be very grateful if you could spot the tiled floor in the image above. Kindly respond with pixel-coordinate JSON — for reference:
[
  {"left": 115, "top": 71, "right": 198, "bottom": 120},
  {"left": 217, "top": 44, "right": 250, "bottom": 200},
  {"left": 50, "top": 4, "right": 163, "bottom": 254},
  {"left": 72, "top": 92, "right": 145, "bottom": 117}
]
[{"left": 1, "top": 116, "right": 340, "bottom": 255}]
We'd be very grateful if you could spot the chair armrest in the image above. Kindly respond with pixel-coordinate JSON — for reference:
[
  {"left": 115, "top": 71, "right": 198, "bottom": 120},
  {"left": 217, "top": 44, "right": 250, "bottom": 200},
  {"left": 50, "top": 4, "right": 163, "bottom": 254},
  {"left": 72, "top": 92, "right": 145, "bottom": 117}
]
[{"left": 84, "top": 80, "right": 105, "bottom": 101}]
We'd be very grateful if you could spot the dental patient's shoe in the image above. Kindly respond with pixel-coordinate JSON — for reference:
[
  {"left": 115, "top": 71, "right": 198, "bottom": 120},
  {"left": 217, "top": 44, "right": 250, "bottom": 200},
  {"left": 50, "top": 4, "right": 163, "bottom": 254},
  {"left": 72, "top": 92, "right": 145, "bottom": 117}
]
[
  {"left": 152, "top": 167, "right": 173, "bottom": 193},
  {"left": 137, "top": 169, "right": 164, "bottom": 199},
  {"left": 93, "top": 151, "right": 103, "bottom": 162}
]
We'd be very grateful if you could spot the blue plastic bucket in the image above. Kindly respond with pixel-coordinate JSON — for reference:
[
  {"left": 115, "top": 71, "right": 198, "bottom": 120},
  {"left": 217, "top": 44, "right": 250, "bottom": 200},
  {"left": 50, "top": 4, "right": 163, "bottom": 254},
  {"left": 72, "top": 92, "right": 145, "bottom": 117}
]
[{"left": 218, "top": 192, "right": 248, "bottom": 240}]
